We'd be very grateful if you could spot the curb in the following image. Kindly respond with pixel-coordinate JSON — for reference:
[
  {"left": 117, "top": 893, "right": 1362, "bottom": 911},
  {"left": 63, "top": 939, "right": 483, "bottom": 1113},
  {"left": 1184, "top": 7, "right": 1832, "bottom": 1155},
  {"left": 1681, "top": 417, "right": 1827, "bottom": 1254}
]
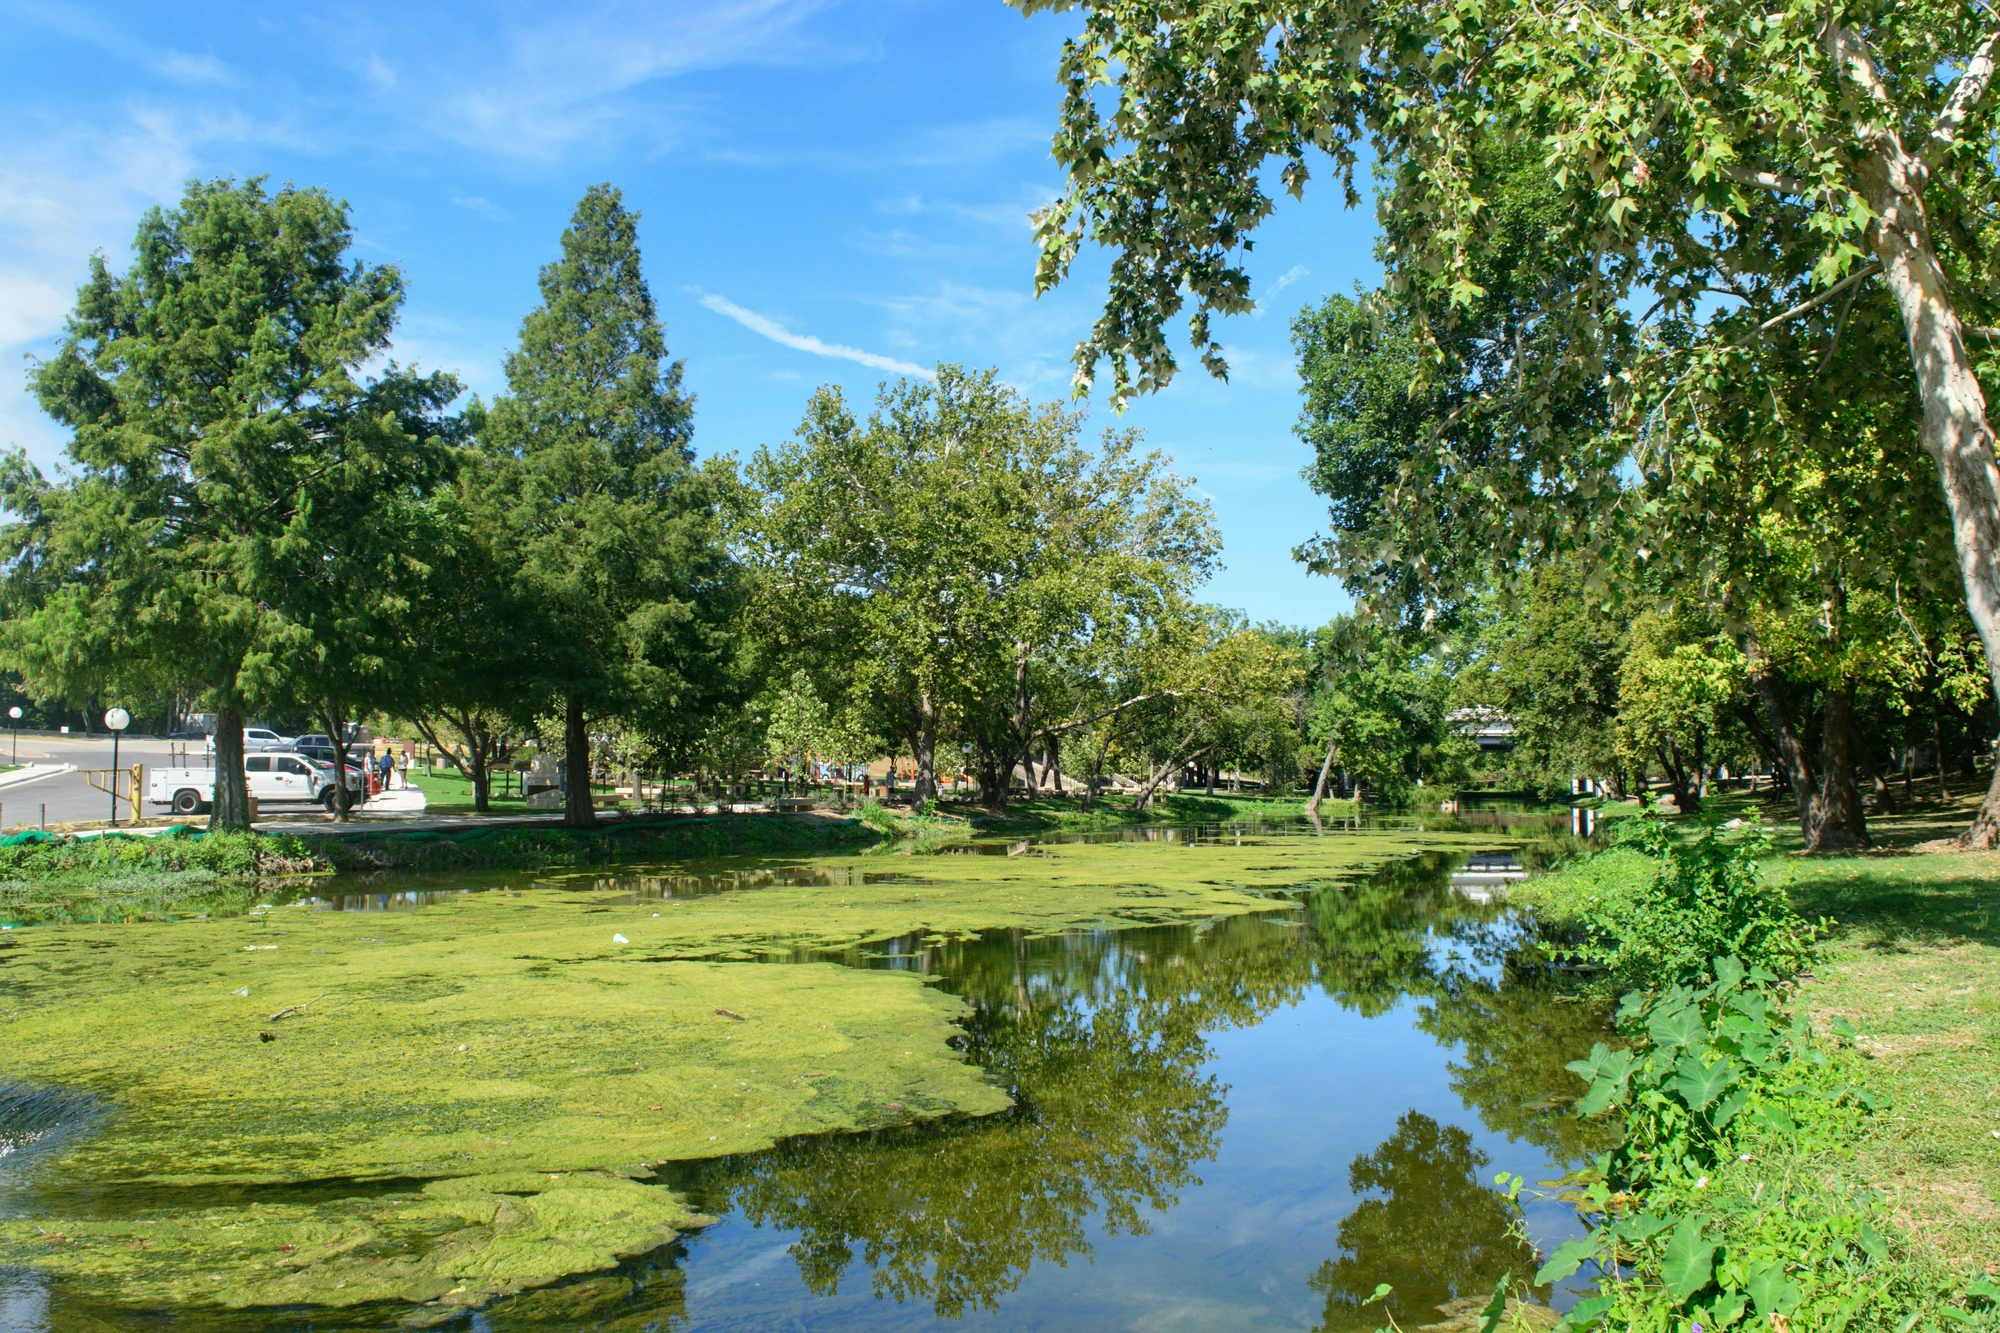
[{"left": 0, "top": 763, "right": 76, "bottom": 791}]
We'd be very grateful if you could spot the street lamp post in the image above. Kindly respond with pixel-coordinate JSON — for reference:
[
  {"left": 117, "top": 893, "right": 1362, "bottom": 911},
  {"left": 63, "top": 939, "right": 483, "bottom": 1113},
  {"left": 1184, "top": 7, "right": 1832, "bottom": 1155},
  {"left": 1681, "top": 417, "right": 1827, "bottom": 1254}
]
[
  {"left": 7, "top": 706, "right": 19, "bottom": 765},
  {"left": 105, "top": 708, "right": 130, "bottom": 826}
]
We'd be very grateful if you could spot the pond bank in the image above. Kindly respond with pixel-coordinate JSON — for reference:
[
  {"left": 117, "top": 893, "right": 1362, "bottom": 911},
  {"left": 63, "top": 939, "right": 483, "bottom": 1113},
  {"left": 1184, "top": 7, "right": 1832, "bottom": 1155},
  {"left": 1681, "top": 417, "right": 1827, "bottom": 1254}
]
[{"left": 1512, "top": 817, "right": 2000, "bottom": 1326}]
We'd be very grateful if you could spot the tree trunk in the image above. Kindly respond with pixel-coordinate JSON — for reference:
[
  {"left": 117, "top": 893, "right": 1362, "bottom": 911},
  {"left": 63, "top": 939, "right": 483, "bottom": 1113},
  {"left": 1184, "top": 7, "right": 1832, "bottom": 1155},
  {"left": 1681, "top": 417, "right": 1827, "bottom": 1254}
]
[
  {"left": 1857, "top": 725, "right": 1897, "bottom": 816},
  {"left": 912, "top": 690, "right": 938, "bottom": 806},
  {"left": 468, "top": 737, "right": 491, "bottom": 814},
  {"left": 1852, "top": 121, "right": 2000, "bottom": 845},
  {"left": 564, "top": 696, "right": 596, "bottom": 830},
  {"left": 1931, "top": 698, "right": 1954, "bottom": 802},
  {"left": 210, "top": 705, "right": 251, "bottom": 831},
  {"left": 1305, "top": 732, "right": 1339, "bottom": 818},
  {"left": 1081, "top": 728, "right": 1113, "bottom": 813},
  {"left": 1134, "top": 737, "right": 1205, "bottom": 808},
  {"left": 320, "top": 705, "right": 358, "bottom": 822},
  {"left": 975, "top": 731, "right": 1005, "bottom": 811},
  {"left": 1655, "top": 743, "right": 1700, "bottom": 815},
  {"left": 1749, "top": 654, "right": 1817, "bottom": 834},
  {"left": 1804, "top": 680, "right": 1870, "bottom": 851}
]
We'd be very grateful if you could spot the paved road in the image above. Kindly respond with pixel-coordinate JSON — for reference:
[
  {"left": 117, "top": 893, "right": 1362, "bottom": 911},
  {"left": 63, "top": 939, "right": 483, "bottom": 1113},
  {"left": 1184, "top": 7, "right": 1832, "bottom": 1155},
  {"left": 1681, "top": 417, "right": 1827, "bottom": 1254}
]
[{"left": 2, "top": 732, "right": 257, "bottom": 830}]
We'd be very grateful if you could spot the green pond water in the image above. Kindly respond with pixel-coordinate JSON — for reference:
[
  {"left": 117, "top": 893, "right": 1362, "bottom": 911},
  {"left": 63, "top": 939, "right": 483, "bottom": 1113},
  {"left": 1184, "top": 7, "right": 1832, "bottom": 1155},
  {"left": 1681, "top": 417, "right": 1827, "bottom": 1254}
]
[{"left": 0, "top": 810, "right": 1607, "bottom": 1331}]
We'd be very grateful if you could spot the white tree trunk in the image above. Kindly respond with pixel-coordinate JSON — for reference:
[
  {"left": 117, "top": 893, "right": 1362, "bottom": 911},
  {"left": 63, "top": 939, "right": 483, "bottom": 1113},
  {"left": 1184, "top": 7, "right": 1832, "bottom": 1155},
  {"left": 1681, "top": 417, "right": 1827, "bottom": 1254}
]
[{"left": 1860, "top": 147, "right": 2000, "bottom": 845}]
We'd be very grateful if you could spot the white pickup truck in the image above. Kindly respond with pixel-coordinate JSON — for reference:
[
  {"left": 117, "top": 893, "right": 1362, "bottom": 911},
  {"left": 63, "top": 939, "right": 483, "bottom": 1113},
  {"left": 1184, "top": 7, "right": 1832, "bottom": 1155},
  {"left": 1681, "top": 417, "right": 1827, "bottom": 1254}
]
[{"left": 148, "top": 754, "right": 344, "bottom": 816}]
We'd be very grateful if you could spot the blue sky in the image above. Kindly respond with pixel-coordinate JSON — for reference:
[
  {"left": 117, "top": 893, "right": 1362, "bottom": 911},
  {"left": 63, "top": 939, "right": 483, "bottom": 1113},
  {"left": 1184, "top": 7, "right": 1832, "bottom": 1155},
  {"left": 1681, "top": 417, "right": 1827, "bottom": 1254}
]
[{"left": 0, "top": 0, "right": 1382, "bottom": 626}]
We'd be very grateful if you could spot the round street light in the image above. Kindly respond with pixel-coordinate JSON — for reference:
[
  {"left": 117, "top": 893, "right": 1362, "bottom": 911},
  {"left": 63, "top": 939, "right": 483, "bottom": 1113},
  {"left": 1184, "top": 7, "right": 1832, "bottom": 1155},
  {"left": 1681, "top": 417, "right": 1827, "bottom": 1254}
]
[{"left": 105, "top": 708, "right": 130, "bottom": 826}]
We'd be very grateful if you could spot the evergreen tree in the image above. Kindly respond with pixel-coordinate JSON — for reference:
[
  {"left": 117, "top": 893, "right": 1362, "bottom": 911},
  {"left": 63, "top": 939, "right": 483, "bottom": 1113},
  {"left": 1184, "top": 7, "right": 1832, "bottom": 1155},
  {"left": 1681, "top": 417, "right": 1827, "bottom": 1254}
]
[
  {"left": 4, "top": 178, "right": 420, "bottom": 828},
  {"left": 480, "top": 184, "right": 740, "bottom": 827}
]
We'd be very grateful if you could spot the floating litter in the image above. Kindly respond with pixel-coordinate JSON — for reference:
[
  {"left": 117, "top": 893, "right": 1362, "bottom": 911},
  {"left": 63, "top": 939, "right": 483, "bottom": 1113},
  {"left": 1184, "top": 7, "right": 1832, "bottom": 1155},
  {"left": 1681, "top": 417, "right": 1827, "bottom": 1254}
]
[
  {"left": 232, "top": 987, "right": 249, "bottom": 997},
  {"left": 613, "top": 933, "right": 629, "bottom": 944}
]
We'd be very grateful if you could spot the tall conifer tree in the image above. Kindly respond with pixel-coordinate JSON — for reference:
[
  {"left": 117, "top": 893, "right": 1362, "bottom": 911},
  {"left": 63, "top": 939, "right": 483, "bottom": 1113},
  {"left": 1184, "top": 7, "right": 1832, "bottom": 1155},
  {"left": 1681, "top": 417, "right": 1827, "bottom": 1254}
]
[
  {"left": 482, "top": 184, "right": 739, "bottom": 827},
  {"left": 4, "top": 178, "right": 424, "bottom": 828}
]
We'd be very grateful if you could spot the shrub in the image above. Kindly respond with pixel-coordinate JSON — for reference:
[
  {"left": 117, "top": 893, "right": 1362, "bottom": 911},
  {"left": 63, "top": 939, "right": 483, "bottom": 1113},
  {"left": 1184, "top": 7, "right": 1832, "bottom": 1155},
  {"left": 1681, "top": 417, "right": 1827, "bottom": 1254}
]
[
  {"left": 1563, "top": 815, "right": 1823, "bottom": 991},
  {"left": 1542, "top": 959, "right": 1988, "bottom": 1330}
]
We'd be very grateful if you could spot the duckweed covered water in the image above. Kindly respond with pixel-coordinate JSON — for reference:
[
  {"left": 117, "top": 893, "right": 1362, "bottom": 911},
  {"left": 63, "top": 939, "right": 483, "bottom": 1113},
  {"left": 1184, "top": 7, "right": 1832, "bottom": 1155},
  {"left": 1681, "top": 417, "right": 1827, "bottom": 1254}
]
[{"left": 0, "top": 815, "right": 1604, "bottom": 1330}]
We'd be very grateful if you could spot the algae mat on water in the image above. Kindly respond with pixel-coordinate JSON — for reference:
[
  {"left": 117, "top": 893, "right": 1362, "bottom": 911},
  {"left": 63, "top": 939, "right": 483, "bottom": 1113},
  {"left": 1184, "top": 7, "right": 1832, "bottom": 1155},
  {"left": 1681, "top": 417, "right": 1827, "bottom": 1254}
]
[{"left": 0, "top": 830, "right": 1470, "bottom": 1319}]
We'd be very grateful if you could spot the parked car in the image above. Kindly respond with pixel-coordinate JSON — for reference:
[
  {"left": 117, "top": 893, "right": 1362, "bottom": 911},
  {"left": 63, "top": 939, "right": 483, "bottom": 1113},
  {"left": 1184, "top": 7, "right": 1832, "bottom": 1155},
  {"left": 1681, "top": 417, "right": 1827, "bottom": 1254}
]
[
  {"left": 166, "top": 727, "right": 211, "bottom": 741},
  {"left": 243, "top": 727, "right": 292, "bottom": 752},
  {"left": 292, "top": 733, "right": 337, "bottom": 764},
  {"left": 299, "top": 754, "right": 367, "bottom": 800},
  {"left": 148, "top": 753, "right": 340, "bottom": 815}
]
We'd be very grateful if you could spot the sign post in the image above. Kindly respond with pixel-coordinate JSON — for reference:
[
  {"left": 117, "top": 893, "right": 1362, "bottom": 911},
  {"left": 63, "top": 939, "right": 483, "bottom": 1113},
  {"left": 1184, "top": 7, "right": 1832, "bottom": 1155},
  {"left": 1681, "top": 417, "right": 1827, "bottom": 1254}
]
[{"left": 105, "top": 708, "right": 130, "bottom": 825}]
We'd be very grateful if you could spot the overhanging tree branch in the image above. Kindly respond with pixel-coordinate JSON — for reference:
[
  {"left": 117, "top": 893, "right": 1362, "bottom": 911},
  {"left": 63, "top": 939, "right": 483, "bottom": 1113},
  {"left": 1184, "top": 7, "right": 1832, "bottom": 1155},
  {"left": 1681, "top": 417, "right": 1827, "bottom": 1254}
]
[
  {"left": 1931, "top": 25, "right": 2000, "bottom": 155},
  {"left": 1738, "top": 262, "right": 1884, "bottom": 343}
]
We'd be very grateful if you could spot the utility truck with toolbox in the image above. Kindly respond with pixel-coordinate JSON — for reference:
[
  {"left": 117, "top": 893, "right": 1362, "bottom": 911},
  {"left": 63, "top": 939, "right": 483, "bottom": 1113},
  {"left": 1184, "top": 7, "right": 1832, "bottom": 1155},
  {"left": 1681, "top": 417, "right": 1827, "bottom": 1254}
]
[{"left": 148, "top": 752, "right": 358, "bottom": 815}]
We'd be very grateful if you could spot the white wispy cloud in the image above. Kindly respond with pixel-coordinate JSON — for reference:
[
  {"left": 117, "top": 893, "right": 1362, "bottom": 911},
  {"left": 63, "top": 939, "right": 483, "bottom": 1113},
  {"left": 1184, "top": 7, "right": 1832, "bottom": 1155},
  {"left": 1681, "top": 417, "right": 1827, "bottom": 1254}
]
[
  {"left": 451, "top": 193, "right": 511, "bottom": 222},
  {"left": 1253, "top": 264, "right": 1311, "bottom": 317},
  {"left": 694, "top": 291, "right": 933, "bottom": 378}
]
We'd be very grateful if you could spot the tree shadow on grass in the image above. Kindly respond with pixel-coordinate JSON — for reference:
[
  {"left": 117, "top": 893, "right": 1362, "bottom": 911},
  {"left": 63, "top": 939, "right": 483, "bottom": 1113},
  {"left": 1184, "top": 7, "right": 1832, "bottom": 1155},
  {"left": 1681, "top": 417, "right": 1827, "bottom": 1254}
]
[{"left": 1782, "top": 853, "right": 2000, "bottom": 951}]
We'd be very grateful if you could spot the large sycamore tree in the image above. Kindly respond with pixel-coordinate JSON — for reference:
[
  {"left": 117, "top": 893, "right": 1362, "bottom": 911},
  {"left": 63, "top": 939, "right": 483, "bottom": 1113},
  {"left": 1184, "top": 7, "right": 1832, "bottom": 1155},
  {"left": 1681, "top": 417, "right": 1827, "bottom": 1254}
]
[
  {"left": 480, "top": 184, "right": 741, "bottom": 828},
  {"left": 3, "top": 178, "right": 441, "bottom": 828},
  {"left": 747, "top": 365, "right": 1216, "bottom": 806},
  {"left": 1016, "top": 0, "right": 2000, "bottom": 841}
]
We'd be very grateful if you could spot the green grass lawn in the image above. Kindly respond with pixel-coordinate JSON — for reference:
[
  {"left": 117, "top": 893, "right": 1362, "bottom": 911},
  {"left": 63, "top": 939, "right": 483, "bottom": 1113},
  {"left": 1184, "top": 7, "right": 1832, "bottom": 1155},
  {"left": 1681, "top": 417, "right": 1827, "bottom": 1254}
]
[
  {"left": 405, "top": 767, "right": 641, "bottom": 817},
  {"left": 1781, "top": 841, "right": 2000, "bottom": 1271}
]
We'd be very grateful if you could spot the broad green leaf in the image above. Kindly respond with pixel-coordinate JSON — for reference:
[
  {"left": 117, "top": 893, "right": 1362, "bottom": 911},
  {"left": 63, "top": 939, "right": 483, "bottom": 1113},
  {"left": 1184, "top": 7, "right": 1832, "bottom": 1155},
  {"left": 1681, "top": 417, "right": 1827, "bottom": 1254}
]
[
  {"left": 1648, "top": 1005, "right": 1703, "bottom": 1050},
  {"left": 1555, "top": 1293, "right": 1617, "bottom": 1331},
  {"left": 1475, "top": 1272, "right": 1510, "bottom": 1333},
  {"left": 1747, "top": 1261, "right": 1798, "bottom": 1315},
  {"left": 1674, "top": 1053, "right": 1737, "bottom": 1111},
  {"left": 1711, "top": 956, "right": 1745, "bottom": 993},
  {"left": 1661, "top": 1217, "right": 1716, "bottom": 1304},
  {"left": 1709, "top": 1087, "right": 1751, "bottom": 1131},
  {"left": 1535, "top": 1237, "right": 1597, "bottom": 1285}
]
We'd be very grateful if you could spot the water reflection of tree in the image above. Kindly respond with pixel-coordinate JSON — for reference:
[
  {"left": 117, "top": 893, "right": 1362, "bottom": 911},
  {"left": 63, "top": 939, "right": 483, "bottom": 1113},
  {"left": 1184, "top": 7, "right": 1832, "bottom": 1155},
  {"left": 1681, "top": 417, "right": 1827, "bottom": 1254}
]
[
  {"left": 691, "top": 914, "right": 1310, "bottom": 1318},
  {"left": 1308, "top": 1112, "right": 1546, "bottom": 1333}
]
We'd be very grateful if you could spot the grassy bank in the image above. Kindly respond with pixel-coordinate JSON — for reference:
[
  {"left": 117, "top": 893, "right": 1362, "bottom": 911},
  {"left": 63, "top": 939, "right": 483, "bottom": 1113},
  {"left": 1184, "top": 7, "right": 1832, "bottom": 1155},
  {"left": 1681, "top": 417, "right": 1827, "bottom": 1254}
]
[
  {"left": 0, "top": 828, "right": 330, "bottom": 926},
  {"left": 314, "top": 811, "right": 880, "bottom": 872},
  {"left": 1512, "top": 817, "right": 2000, "bottom": 1327},
  {"left": 960, "top": 789, "right": 1356, "bottom": 832},
  {"left": 0, "top": 815, "right": 891, "bottom": 925}
]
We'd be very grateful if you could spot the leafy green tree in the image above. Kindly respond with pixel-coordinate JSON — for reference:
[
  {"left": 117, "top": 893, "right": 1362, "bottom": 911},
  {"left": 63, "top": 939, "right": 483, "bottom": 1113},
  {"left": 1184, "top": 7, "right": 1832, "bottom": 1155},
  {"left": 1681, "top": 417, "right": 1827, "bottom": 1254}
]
[
  {"left": 397, "top": 478, "right": 540, "bottom": 814},
  {"left": 748, "top": 366, "right": 1216, "bottom": 806},
  {"left": 1616, "top": 616, "right": 1750, "bottom": 818},
  {"left": 1015, "top": 0, "right": 2000, "bottom": 840},
  {"left": 3, "top": 178, "right": 419, "bottom": 828},
  {"left": 1301, "top": 617, "right": 1457, "bottom": 810},
  {"left": 278, "top": 367, "right": 464, "bottom": 818},
  {"left": 480, "top": 184, "right": 742, "bottom": 827}
]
